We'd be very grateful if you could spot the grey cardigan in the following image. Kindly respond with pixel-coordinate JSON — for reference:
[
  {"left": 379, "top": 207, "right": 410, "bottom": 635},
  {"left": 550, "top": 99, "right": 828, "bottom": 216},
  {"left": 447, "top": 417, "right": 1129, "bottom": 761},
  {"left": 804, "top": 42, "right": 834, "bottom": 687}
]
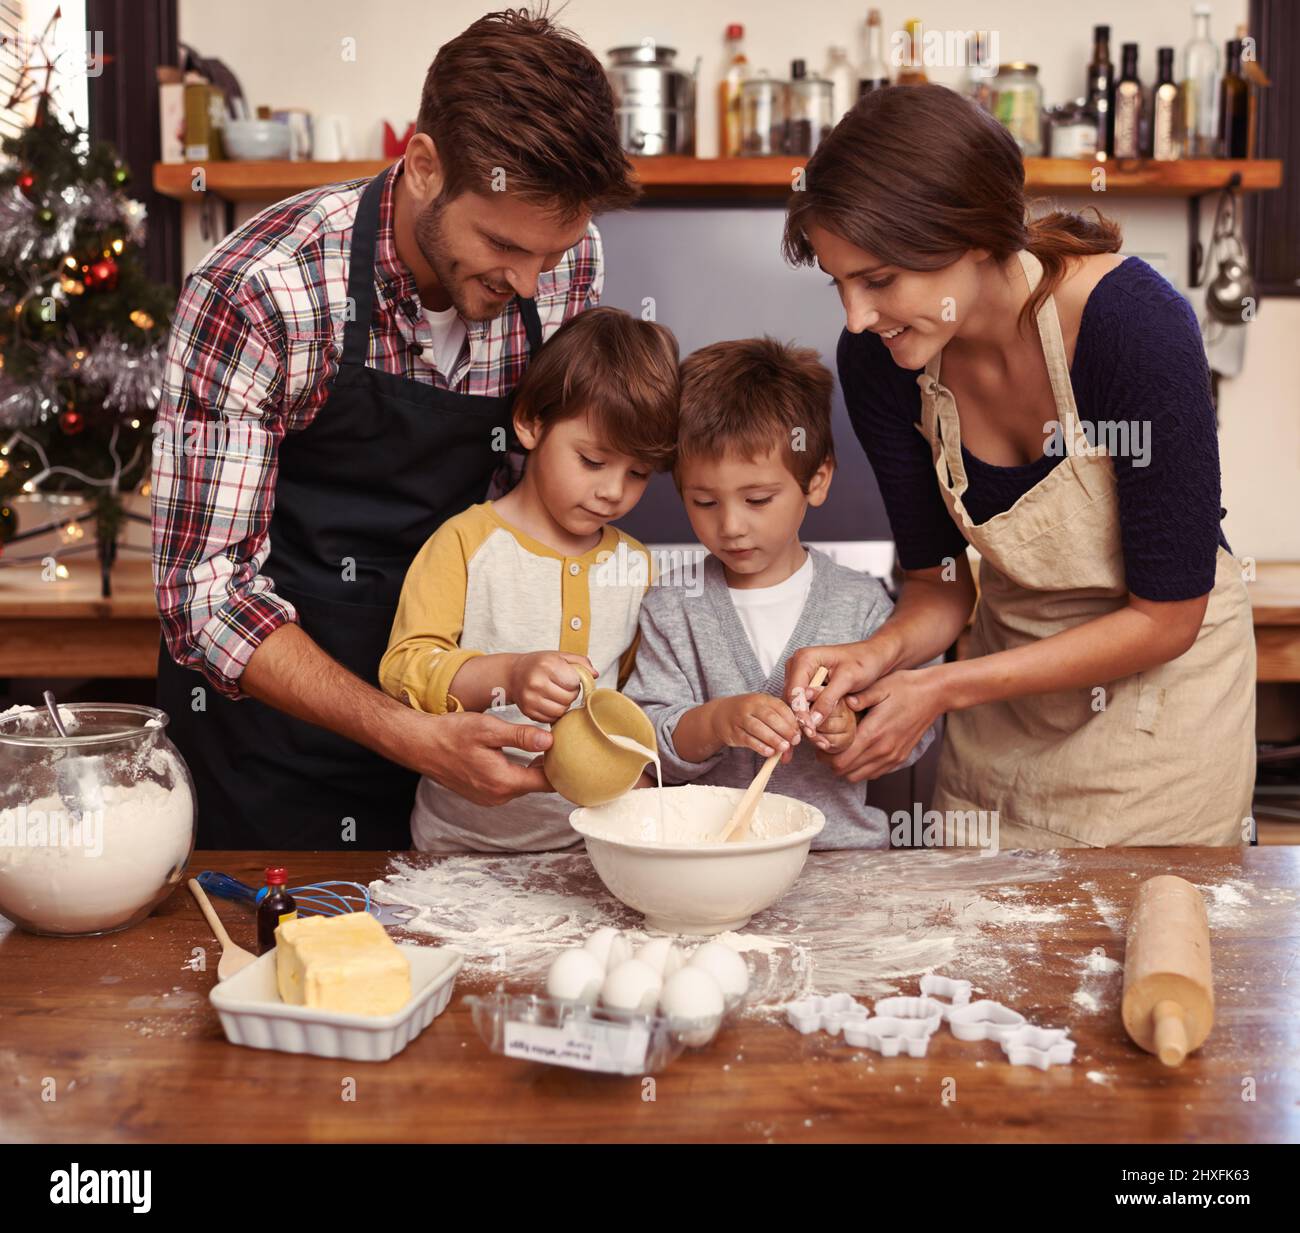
[{"left": 624, "top": 547, "right": 934, "bottom": 849}]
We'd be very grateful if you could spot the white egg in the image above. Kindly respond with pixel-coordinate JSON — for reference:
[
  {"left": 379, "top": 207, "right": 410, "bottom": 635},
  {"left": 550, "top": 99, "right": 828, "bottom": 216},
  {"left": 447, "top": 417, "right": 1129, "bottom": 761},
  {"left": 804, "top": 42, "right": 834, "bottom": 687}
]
[
  {"left": 583, "top": 926, "right": 632, "bottom": 972},
  {"left": 600, "top": 958, "right": 662, "bottom": 1014},
  {"left": 659, "top": 966, "right": 725, "bottom": 1046},
  {"left": 545, "top": 948, "right": 604, "bottom": 1004},
  {"left": 688, "top": 940, "right": 750, "bottom": 1002},
  {"left": 634, "top": 937, "right": 685, "bottom": 980}
]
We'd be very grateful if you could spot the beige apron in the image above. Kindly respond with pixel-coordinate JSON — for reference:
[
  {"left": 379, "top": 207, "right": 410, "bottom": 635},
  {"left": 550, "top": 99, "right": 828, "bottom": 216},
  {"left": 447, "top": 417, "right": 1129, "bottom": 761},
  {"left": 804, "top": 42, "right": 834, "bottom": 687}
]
[{"left": 917, "top": 250, "right": 1255, "bottom": 848}]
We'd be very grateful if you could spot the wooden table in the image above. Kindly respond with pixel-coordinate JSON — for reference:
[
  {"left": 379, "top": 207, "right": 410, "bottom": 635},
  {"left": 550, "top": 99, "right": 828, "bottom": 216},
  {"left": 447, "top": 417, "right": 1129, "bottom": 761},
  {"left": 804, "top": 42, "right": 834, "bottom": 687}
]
[
  {"left": 0, "top": 555, "right": 159, "bottom": 678},
  {"left": 2, "top": 846, "right": 1296, "bottom": 1144}
]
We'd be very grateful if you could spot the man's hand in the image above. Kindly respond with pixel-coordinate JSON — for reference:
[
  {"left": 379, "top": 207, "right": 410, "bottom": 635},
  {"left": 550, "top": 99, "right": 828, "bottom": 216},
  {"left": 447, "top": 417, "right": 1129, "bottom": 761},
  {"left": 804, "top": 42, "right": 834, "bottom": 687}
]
[
  {"left": 508, "top": 651, "right": 595, "bottom": 723},
  {"left": 709, "top": 692, "right": 801, "bottom": 761},
  {"left": 389, "top": 708, "right": 554, "bottom": 805},
  {"left": 241, "top": 623, "right": 554, "bottom": 805}
]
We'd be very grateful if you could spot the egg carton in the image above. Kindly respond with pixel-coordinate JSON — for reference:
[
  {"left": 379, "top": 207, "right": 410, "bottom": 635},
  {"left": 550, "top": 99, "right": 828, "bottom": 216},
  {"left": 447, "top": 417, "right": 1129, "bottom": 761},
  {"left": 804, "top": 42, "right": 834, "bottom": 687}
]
[
  {"left": 466, "top": 988, "right": 732, "bottom": 1076},
  {"left": 1000, "top": 1025, "right": 1076, "bottom": 1070}
]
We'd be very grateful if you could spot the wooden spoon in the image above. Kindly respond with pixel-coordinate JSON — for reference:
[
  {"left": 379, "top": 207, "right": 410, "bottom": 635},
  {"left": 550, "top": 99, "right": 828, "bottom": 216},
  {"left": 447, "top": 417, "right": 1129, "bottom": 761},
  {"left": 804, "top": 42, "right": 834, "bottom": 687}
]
[
  {"left": 188, "top": 878, "right": 257, "bottom": 981},
  {"left": 719, "top": 666, "right": 829, "bottom": 843}
]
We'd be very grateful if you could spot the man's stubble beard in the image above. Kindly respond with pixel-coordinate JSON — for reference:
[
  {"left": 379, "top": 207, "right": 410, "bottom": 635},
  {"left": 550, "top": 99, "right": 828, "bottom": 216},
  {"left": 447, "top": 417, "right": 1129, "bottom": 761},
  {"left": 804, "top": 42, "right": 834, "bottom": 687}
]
[{"left": 413, "top": 196, "right": 510, "bottom": 324}]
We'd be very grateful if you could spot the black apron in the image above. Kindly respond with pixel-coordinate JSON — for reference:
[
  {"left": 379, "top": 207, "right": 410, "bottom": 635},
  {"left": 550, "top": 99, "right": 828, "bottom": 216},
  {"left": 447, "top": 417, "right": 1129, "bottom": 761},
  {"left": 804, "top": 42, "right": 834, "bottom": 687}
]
[{"left": 157, "top": 169, "right": 544, "bottom": 850}]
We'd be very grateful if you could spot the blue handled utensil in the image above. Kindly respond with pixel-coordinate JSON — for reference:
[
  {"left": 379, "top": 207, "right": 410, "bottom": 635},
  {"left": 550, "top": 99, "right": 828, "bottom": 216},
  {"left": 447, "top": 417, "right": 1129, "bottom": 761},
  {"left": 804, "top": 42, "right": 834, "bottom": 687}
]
[{"left": 196, "top": 872, "right": 416, "bottom": 926}]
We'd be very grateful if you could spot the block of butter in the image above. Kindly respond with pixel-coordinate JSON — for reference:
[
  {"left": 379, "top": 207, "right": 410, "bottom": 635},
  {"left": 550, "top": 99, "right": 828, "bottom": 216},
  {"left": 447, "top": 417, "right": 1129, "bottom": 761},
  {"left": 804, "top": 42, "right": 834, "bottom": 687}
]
[{"left": 275, "top": 911, "right": 411, "bottom": 1017}]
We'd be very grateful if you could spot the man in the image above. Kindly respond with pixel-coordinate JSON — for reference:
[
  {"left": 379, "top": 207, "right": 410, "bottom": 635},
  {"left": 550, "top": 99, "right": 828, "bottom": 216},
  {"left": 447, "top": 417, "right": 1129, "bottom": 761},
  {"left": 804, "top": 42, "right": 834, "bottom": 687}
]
[{"left": 152, "top": 10, "right": 639, "bottom": 848}]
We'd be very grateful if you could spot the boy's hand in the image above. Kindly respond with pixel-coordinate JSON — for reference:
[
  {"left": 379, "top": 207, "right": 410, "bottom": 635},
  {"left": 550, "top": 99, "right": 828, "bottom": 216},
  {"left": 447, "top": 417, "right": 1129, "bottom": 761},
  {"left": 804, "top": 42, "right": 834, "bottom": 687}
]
[
  {"left": 795, "top": 684, "right": 855, "bottom": 755},
  {"left": 508, "top": 652, "right": 596, "bottom": 724},
  {"left": 709, "top": 693, "right": 801, "bottom": 761}
]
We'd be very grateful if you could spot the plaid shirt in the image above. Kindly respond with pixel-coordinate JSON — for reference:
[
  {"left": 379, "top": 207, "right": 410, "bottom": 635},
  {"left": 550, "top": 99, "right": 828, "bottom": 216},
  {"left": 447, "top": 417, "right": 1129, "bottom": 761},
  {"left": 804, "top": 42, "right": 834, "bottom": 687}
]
[{"left": 152, "top": 158, "right": 603, "bottom": 700}]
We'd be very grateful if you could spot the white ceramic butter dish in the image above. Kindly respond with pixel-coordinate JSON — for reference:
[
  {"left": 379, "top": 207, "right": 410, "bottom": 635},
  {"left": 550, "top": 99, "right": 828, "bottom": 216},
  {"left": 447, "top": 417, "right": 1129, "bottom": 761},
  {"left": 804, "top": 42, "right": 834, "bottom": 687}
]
[{"left": 210, "top": 943, "right": 462, "bottom": 1062}]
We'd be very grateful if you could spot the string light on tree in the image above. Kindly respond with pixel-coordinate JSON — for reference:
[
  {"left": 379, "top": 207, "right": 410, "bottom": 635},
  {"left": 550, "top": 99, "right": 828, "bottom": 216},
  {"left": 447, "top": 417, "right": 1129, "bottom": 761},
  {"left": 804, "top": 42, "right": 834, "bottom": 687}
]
[{"left": 0, "top": 7, "right": 173, "bottom": 597}]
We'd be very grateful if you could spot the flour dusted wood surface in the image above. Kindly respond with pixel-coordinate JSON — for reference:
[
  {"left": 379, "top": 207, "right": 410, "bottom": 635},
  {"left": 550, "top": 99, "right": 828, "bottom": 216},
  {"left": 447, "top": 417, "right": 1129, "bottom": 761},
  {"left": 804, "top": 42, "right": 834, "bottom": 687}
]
[{"left": 1, "top": 847, "right": 1296, "bottom": 1144}]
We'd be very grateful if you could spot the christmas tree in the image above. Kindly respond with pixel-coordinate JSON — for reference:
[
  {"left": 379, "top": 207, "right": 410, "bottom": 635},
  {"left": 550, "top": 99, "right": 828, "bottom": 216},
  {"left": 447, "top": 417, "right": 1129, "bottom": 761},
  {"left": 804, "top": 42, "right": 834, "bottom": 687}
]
[{"left": 0, "top": 12, "right": 173, "bottom": 595}]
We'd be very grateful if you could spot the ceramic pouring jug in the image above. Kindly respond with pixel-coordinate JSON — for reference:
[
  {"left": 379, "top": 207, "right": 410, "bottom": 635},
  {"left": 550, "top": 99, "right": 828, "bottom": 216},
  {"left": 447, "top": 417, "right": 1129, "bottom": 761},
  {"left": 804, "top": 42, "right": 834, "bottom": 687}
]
[{"left": 544, "top": 666, "right": 658, "bottom": 807}]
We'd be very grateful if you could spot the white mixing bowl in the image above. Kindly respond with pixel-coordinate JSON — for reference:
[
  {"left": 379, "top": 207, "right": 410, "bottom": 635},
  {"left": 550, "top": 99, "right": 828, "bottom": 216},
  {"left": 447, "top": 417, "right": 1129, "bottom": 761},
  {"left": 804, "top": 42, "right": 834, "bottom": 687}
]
[{"left": 569, "top": 784, "right": 824, "bottom": 935}]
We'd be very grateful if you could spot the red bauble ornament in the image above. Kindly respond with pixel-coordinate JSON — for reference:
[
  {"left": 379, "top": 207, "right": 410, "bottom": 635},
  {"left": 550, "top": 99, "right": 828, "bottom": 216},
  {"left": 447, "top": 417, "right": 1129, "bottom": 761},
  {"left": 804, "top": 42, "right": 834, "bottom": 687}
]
[
  {"left": 84, "top": 256, "right": 119, "bottom": 291},
  {"left": 60, "top": 407, "right": 84, "bottom": 435},
  {"left": 17, "top": 170, "right": 37, "bottom": 198}
]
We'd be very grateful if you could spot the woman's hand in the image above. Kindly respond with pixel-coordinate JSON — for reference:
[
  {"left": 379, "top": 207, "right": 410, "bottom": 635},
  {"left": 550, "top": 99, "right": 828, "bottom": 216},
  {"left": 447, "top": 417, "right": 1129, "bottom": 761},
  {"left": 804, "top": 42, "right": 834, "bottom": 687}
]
[
  {"left": 820, "top": 667, "right": 942, "bottom": 782},
  {"left": 709, "top": 693, "right": 801, "bottom": 762},
  {"left": 508, "top": 652, "right": 595, "bottom": 723},
  {"left": 798, "top": 685, "right": 857, "bottom": 755},
  {"left": 784, "top": 634, "right": 901, "bottom": 725}
]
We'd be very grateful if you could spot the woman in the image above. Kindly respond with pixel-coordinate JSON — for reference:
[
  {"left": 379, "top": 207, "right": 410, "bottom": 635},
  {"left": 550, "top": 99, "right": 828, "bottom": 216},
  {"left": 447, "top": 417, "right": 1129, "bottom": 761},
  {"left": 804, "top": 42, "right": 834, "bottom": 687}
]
[{"left": 783, "top": 85, "right": 1254, "bottom": 848}]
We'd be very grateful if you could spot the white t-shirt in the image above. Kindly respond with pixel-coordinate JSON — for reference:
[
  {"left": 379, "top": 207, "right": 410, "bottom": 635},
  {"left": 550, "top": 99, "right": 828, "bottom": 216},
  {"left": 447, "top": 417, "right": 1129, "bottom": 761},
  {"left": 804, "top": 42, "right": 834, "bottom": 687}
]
[
  {"left": 421, "top": 304, "right": 468, "bottom": 382},
  {"left": 728, "top": 553, "right": 814, "bottom": 679}
]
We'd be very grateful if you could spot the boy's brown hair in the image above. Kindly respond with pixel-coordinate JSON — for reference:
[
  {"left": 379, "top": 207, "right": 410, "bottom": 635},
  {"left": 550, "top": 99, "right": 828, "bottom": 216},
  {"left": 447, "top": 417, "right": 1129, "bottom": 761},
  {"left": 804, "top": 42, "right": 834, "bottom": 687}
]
[
  {"left": 512, "top": 307, "right": 681, "bottom": 469},
  {"left": 417, "top": 8, "right": 640, "bottom": 219},
  {"left": 676, "top": 338, "right": 835, "bottom": 490}
]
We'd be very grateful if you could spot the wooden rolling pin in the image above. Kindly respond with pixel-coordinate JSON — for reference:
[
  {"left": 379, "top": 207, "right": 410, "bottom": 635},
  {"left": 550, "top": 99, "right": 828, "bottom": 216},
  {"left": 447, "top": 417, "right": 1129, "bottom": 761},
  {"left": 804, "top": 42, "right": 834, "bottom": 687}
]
[{"left": 1121, "top": 875, "right": 1214, "bottom": 1067}]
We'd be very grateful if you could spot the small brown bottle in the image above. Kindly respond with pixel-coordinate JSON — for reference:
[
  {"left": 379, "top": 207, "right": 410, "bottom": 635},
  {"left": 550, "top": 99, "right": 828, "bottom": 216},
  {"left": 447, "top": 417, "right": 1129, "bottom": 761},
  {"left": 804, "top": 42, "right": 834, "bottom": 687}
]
[{"left": 257, "top": 866, "right": 297, "bottom": 954}]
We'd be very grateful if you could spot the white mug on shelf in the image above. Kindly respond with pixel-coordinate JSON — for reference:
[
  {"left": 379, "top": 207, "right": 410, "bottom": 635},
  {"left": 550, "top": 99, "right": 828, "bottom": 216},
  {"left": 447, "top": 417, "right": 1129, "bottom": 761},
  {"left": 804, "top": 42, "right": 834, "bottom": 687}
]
[{"left": 313, "top": 114, "right": 351, "bottom": 161}]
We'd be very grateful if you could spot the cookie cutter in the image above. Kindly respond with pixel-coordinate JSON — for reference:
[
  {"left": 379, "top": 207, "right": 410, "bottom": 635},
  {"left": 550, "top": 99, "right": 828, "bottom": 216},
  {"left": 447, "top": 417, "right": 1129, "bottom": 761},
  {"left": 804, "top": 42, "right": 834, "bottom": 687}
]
[
  {"left": 947, "top": 999, "right": 1027, "bottom": 1042},
  {"left": 919, "top": 974, "right": 973, "bottom": 1015},
  {"left": 873, "top": 995, "right": 945, "bottom": 1029},
  {"left": 785, "top": 993, "right": 869, "bottom": 1037},
  {"left": 1001, "top": 1025, "right": 1076, "bottom": 1070},
  {"left": 845, "top": 1016, "right": 937, "bottom": 1058}
]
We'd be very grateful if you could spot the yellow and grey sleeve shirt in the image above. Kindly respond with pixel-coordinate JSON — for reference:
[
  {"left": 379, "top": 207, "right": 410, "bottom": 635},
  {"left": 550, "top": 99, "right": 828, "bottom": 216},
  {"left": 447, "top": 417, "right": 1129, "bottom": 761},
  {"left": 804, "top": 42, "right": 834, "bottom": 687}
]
[
  {"left": 380, "top": 501, "right": 648, "bottom": 714},
  {"left": 378, "top": 501, "right": 651, "bottom": 853}
]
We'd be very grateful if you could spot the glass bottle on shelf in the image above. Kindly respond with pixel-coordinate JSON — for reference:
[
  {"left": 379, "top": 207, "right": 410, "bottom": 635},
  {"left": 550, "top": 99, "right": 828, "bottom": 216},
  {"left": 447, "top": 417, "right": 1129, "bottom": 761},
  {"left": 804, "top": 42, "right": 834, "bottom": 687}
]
[
  {"left": 1182, "top": 2, "right": 1220, "bottom": 157},
  {"left": 965, "top": 31, "right": 993, "bottom": 112},
  {"left": 740, "top": 71, "right": 789, "bottom": 157},
  {"left": 896, "top": 17, "right": 928, "bottom": 85},
  {"left": 858, "top": 7, "right": 890, "bottom": 95},
  {"left": 1218, "top": 38, "right": 1249, "bottom": 158},
  {"left": 1086, "top": 24, "right": 1116, "bottom": 158},
  {"left": 1152, "top": 47, "right": 1181, "bottom": 160},
  {"left": 823, "top": 45, "right": 857, "bottom": 122},
  {"left": 1112, "top": 42, "right": 1144, "bottom": 158},
  {"left": 718, "top": 23, "right": 748, "bottom": 158}
]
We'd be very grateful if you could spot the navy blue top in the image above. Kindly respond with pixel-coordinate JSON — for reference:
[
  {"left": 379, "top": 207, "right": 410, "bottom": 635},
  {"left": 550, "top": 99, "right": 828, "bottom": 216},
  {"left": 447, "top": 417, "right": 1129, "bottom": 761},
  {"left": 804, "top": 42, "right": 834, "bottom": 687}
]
[{"left": 837, "top": 257, "right": 1229, "bottom": 602}]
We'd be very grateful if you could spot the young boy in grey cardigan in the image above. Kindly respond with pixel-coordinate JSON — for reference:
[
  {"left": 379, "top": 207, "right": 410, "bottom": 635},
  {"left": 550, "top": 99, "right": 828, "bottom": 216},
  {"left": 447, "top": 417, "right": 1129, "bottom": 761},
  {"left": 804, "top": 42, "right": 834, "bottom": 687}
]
[{"left": 624, "top": 338, "right": 934, "bottom": 848}]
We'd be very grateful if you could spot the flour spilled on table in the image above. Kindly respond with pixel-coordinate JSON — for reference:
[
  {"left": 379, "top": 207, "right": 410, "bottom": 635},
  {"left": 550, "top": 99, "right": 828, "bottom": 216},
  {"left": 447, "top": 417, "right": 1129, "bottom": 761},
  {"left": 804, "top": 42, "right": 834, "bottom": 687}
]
[{"left": 372, "top": 848, "right": 1070, "bottom": 1012}]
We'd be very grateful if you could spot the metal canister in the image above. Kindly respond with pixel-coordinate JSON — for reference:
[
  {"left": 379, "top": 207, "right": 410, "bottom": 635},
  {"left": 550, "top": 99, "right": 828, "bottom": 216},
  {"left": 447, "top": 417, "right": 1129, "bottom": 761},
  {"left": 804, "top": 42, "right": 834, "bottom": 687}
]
[
  {"left": 605, "top": 40, "right": 697, "bottom": 156},
  {"left": 740, "top": 72, "right": 789, "bottom": 157},
  {"left": 991, "top": 62, "right": 1044, "bottom": 156}
]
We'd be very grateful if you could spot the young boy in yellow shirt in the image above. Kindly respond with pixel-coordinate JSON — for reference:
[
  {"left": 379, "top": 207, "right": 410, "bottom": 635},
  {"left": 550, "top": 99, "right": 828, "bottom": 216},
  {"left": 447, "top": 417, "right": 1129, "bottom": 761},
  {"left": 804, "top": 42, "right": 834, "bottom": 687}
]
[{"left": 379, "top": 307, "right": 679, "bottom": 851}]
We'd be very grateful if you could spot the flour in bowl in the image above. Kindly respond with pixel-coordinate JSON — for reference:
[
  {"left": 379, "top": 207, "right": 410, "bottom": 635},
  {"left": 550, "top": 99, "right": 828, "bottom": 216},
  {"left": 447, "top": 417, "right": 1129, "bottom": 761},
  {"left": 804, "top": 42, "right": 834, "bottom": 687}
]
[
  {"left": 575, "top": 784, "right": 817, "bottom": 845},
  {"left": 0, "top": 764, "right": 193, "bottom": 934}
]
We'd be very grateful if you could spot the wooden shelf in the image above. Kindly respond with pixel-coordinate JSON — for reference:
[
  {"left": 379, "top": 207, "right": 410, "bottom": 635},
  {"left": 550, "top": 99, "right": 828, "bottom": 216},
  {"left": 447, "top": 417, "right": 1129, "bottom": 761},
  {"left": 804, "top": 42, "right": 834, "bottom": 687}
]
[{"left": 153, "top": 156, "right": 1283, "bottom": 205}]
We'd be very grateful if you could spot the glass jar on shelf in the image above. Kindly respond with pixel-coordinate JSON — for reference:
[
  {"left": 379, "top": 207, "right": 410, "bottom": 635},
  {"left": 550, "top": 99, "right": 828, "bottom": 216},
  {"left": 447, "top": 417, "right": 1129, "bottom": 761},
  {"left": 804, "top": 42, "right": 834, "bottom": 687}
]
[
  {"left": 787, "top": 59, "right": 834, "bottom": 156},
  {"left": 740, "top": 71, "right": 789, "bottom": 156},
  {"left": 1045, "top": 98, "right": 1099, "bottom": 159},
  {"left": 991, "top": 62, "right": 1044, "bottom": 156}
]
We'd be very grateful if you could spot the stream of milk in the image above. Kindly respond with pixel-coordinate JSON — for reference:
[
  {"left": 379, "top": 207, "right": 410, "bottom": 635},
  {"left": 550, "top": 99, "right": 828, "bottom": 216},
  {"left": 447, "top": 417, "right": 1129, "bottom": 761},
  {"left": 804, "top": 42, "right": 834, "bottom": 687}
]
[{"left": 605, "top": 733, "right": 664, "bottom": 832}]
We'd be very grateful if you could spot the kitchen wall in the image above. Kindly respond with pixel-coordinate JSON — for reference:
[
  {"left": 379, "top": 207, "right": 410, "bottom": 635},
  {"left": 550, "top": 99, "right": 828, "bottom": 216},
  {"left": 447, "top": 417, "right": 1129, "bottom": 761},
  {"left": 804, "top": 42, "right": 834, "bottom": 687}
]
[{"left": 174, "top": 0, "right": 1299, "bottom": 560}]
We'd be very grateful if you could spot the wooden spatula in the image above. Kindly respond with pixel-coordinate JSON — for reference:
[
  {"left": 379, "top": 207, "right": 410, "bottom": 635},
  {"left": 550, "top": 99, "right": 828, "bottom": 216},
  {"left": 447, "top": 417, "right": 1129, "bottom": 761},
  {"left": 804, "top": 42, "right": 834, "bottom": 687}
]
[
  {"left": 719, "top": 666, "right": 829, "bottom": 843},
  {"left": 188, "top": 878, "right": 257, "bottom": 981}
]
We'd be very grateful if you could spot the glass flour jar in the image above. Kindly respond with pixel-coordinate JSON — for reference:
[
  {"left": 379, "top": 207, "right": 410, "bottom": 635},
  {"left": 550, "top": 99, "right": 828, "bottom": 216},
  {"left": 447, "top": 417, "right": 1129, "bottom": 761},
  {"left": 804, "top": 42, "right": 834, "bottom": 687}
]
[{"left": 0, "top": 703, "right": 196, "bottom": 936}]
